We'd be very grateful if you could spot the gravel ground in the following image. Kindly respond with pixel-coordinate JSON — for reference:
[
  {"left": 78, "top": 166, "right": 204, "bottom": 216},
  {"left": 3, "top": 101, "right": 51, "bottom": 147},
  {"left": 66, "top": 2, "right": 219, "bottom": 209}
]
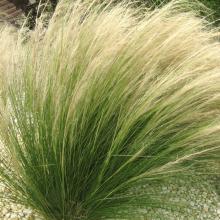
[
  {"left": 0, "top": 183, "right": 36, "bottom": 220},
  {"left": 1, "top": 175, "right": 220, "bottom": 220},
  {"left": 139, "top": 176, "right": 220, "bottom": 220}
]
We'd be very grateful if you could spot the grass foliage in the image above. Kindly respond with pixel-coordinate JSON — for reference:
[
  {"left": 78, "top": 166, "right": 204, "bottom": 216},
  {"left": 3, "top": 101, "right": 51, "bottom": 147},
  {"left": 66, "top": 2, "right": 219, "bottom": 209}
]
[
  {"left": 145, "top": 0, "right": 220, "bottom": 24},
  {"left": 0, "top": 0, "right": 220, "bottom": 219}
]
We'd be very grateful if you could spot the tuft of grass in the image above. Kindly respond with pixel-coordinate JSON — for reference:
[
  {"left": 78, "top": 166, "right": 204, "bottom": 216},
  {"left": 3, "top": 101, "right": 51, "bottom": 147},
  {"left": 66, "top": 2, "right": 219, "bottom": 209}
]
[
  {"left": 0, "top": 0, "right": 220, "bottom": 219},
  {"left": 145, "top": 0, "right": 220, "bottom": 25}
]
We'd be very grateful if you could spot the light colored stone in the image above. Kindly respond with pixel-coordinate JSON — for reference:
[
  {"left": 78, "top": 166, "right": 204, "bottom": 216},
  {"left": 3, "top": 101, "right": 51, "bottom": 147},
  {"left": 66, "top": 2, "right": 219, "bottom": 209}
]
[
  {"left": 2, "top": 207, "right": 8, "bottom": 215},
  {"left": 10, "top": 213, "right": 19, "bottom": 220}
]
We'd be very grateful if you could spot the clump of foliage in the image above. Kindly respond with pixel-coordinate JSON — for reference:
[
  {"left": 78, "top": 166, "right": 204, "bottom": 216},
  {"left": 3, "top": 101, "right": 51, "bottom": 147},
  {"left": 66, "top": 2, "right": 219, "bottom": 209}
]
[
  {"left": 7, "top": 0, "right": 220, "bottom": 28},
  {"left": 0, "top": 1, "right": 220, "bottom": 219},
  {"left": 145, "top": 0, "right": 220, "bottom": 24},
  {"left": 201, "top": 0, "right": 220, "bottom": 24}
]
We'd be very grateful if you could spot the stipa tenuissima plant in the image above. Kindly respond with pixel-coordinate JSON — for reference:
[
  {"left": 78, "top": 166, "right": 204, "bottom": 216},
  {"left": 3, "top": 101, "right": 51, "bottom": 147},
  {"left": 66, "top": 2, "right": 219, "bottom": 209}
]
[{"left": 0, "top": 0, "right": 220, "bottom": 219}]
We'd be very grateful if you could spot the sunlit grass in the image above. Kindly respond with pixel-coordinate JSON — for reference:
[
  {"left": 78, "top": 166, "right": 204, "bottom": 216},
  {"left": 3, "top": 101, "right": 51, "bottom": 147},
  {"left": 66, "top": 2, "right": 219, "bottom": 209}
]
[{"left": 0, "top": 1, "right": 220, "bottom": 219}]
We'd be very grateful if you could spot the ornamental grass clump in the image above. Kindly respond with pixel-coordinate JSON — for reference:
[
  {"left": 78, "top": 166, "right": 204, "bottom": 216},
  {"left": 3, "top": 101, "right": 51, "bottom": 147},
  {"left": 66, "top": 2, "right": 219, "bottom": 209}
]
[{"left": 0, "top": 0, "right": 220, "bottom": 219}]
